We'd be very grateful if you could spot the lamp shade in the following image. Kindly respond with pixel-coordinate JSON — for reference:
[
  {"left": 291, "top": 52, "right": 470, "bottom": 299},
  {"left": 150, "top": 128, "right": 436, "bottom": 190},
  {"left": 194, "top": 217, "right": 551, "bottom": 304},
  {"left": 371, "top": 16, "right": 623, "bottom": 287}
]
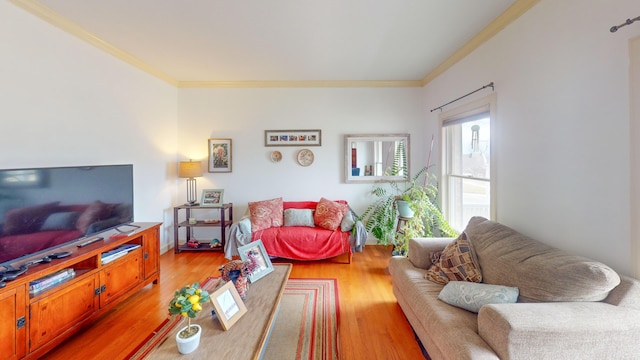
[{"left": 178, "top": 161, "right": 203, "bottom": 178}]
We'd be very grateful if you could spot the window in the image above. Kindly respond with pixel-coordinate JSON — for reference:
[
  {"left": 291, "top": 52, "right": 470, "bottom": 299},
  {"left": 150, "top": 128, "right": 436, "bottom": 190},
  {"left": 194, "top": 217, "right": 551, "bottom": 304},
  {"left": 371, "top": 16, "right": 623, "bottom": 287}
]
[{"left": 440, "top": 95, "right": 496, "bottom": 232}]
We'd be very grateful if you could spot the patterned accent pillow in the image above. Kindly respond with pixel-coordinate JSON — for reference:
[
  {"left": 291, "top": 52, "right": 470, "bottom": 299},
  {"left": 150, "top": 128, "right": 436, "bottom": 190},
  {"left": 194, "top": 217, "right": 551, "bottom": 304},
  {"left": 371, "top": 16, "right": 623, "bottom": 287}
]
[
  {"left": 425, "top": 232, "right": 483, "bottom": 285},
  {"left": 283, "top": 209, "right": 315, "bottom": 227},
  {"left": 248, "top": 197, "right": 283, "bottom": 232},
  {"left": 430, "top": 250, "right": 443, "bottom": 265},
  {"left": 438, "top": 281, "right": 519, "bottom": 313},
  {"left": 314, "top": 198, "right": 348, "bottom": 230}
]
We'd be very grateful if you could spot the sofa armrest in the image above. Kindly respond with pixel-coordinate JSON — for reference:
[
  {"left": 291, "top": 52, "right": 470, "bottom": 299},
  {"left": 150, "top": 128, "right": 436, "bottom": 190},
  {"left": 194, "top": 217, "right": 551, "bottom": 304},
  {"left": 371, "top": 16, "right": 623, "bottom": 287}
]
[
  {"left": 604, "top": 275, "right": 640, "bottom": 310},
  {"left": 478, "top": 302, "right": 640, "bottom": 359},
  {"left": 408, "top": 237, "right": 454, "bottom": 270}
]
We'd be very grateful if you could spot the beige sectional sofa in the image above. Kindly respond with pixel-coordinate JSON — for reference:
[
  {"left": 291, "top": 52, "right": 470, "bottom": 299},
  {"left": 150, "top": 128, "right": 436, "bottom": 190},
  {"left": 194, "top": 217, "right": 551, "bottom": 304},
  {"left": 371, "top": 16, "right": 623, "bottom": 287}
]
[{"left": 388, "top": 216, "right": 640, "bottom": 360}]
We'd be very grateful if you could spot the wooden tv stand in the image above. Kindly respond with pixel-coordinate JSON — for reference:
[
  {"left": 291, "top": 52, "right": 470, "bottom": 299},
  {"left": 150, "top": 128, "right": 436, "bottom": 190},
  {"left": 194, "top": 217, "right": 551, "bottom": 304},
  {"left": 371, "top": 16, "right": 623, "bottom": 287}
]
[{"left": 0, "top": 222, "right": 161, "bottom": 360}]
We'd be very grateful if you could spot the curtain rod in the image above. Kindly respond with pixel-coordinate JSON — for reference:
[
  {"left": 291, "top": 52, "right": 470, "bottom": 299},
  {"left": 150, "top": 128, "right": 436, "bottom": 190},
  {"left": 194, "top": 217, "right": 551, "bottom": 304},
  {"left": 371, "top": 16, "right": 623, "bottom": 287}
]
[
  {"left": 610, "top": 16, "right": 640, "bottom": 33},
  {"left": 430, "top": 82, "right": 494, "bottom": 113}
]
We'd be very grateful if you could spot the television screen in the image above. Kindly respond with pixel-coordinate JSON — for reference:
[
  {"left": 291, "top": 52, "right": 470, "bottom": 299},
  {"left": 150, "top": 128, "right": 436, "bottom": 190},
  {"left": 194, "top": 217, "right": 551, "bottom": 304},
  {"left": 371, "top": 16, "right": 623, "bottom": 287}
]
[{"left": 0, "top": 165, "right": 134, "bottom": 266}]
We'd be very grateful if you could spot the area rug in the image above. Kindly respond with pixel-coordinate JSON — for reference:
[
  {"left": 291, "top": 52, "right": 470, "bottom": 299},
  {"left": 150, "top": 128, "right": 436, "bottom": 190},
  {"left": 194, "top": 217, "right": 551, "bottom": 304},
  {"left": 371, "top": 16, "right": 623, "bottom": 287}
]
[{"left": 127, "top": 278, "right": 339, "bottom": 360}]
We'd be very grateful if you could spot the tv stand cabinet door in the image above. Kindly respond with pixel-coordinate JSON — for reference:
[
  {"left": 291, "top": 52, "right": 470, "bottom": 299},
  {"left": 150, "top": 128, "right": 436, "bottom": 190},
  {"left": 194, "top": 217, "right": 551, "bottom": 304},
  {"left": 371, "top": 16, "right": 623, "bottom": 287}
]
[
  {"left": 29, "top": 275, "right": 100, "bottom": 353},
  {"left": 142, "top": 226, "right": 160, "bottom": 283},
  {"left": 0, "top": 285, "right": 27, "bottom": 360},
  {"left": 99, "top": 249, "right": 143, "bottom": 307}
]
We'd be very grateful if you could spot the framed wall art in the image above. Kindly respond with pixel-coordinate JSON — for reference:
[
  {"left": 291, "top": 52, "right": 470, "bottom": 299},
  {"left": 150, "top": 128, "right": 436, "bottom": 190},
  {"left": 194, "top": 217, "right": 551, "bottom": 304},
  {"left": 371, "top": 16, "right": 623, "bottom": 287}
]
[
  {"left": 238, "top": 240, "right": 274, "bottom": 283},
  {"left": 264, "top": 129, "right": 321, "bottom": 147},
  {"left": 208, "top": 138, "right": 232, "bottom": 172},
  {"left": 209, "top": 280, "right": 247, "bottom": 331},
  {"left": 201, "top": 189, "right": 224, "bottom": 207}
]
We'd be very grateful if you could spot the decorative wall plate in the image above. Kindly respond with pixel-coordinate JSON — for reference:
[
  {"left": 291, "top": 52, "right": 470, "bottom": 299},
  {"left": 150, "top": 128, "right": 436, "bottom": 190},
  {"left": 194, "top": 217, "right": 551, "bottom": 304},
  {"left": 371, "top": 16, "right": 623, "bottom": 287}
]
[
  {"left": 270, "top": 151, "right": 282, "bottom": 163},
  {"left": 296, "top": 149, "right": 314, "bottom": 166}
]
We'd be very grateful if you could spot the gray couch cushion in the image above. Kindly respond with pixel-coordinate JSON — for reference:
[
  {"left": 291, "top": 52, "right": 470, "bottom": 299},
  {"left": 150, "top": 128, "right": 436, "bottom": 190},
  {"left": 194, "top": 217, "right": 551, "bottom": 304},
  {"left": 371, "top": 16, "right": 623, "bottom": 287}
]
[
  {"left": 464, "top": 217, "right": 620, "bottom": 302},
  {"left": 478, "top": 302, "right": 640, "bottom": 359}
]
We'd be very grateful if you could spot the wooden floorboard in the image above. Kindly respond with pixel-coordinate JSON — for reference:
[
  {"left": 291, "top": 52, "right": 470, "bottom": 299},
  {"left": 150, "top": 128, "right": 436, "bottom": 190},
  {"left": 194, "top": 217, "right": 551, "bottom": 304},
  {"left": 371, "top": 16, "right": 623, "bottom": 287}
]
[{"left": 40, "top": 245, "right": 425, "bottom": 360}]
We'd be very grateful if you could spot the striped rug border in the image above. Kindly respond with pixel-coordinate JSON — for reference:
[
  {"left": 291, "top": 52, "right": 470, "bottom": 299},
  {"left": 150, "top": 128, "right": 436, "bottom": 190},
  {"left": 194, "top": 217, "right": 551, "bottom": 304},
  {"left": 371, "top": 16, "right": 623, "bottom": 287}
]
[{"left": 126, "top": 277, "right": 339, "bottom": 360}]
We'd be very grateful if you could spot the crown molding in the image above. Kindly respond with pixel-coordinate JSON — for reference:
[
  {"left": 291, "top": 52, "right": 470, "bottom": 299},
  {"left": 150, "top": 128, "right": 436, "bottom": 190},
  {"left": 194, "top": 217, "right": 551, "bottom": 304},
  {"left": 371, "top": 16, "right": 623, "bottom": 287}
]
[
  {"left": 9, "top": 0, "right": 179, "bottom": 86},
  {"left": 421, "top": 0, "right": 540, "bottom": 86},
  {"left": 12, "top": 0, "right": 537, "bottom": 89},
  {"left": 177, "top": 80, "right": 422, "bottom": 88}
]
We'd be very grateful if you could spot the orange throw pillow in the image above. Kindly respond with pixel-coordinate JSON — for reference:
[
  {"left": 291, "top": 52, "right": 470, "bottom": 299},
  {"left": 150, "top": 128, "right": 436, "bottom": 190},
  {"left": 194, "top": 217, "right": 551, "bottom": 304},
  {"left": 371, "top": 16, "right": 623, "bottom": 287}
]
[
  {"left": 314, "top": 198, "right": 348, "bottom": 230},
  {"left": 248, "top": 197, "right": 284, "bottom": 232}
]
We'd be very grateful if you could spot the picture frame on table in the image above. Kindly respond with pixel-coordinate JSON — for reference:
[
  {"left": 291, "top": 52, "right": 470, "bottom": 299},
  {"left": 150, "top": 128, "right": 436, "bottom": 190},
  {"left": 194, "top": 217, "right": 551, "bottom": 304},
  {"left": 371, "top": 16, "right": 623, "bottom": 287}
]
[
  {"left": 238, "top": 239, "right": 274, "bottom": 283},
  {"left": 209, "top": 281, "right": 247, "bottom": 331},
  {"left": 208, "top": 138, "right": 232, "bottom": 172},
  {"left": 264, "top": 129, "right": 322, "bottom": 147},
  {"left": 201, "top": 189, "right": 223, "bottom": 207}
]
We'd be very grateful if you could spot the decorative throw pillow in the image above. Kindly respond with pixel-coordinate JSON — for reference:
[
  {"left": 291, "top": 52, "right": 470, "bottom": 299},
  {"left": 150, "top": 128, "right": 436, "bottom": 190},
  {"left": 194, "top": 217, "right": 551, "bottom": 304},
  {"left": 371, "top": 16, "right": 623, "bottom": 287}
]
[
  {"left": 284, "top": 209, "right": 315, "bottom": 227},
  {"left": 430, "top": 250, "right": 443, "bottom": 265},
  {"left": 248, "top": 197, "right": 284, "bottom": 232},
  {"left": 314, "top": 198, "right": 348, "bottom": 231},
  {"left": 340, "top": 209, "right": 355, "bottom": 232},
  {"left": 425, "top": 232, "right": 482, "bottom": 285},
  {"left": 438, "top": 281, "right": 519, "bottom": 313}
]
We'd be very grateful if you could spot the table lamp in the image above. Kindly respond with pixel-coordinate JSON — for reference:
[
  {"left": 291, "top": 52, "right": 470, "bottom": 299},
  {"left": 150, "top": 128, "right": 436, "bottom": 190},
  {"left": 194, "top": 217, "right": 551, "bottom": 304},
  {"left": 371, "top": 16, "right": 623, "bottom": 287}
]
[{"left": 178, "top": 160, "right": 203, "bottom": 206}]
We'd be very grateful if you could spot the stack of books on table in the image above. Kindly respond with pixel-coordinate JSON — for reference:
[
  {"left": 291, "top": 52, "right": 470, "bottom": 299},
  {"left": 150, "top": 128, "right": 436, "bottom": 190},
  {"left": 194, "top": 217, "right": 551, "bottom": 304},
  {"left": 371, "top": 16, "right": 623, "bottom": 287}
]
[
  {"left": 29, "top": 268, "right": 75, "bottom": 296},
  {"left": 101, "top": 244, "right": 141, "bottom": 265}
]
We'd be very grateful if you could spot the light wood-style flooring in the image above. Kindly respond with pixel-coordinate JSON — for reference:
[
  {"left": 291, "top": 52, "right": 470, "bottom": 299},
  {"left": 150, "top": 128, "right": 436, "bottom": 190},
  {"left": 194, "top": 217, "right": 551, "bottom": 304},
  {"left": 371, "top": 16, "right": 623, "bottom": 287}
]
[{"left": 41, "top": 246, "right": 425, "bottom": 360}]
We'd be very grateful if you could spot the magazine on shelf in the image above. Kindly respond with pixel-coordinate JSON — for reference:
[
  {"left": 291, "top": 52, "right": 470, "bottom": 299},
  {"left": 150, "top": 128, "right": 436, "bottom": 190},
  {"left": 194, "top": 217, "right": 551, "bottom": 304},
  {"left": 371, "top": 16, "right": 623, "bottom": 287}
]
[{"left": 101, "top": 244, "right": 141, "bottom": 264}]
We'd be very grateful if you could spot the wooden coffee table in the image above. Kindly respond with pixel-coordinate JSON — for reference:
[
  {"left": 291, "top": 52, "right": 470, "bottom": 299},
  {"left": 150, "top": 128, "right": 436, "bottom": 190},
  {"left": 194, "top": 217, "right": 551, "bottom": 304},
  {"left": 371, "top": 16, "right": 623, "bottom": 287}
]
[{"left": 147, "top": 263, "right": 292, "bottom": 359}]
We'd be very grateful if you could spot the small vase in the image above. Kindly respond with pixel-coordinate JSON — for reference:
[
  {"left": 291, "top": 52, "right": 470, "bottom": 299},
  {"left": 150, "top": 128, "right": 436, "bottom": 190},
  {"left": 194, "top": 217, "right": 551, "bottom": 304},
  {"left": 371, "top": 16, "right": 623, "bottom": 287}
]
[
  {"left": 396, "top": 200, "right": 414, "bottom": 218},
  {"left": 175, "top": 324, "right": 202, "bottom": 354}
]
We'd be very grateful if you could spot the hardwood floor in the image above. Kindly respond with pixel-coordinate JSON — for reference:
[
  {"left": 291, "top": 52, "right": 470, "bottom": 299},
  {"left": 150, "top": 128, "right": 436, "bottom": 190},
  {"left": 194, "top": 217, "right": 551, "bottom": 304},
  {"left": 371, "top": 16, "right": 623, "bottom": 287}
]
[{"left": 41, "top": 246, "right": 425, "bottom": 360}]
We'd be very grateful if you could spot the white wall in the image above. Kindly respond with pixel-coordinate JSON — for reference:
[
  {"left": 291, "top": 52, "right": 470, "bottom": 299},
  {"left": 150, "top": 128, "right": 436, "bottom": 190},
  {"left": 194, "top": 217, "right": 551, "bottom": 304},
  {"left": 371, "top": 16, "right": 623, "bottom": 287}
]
[
  {"left": 423, "top": 0, "right": 640, "bottom": 275},
  {"left": 177, "top": 87, "right": 427, "bottom": 231},
  {"left": 630, "top": 36, "right": 640, "bottom": 278},
  {"left": 0, "top": 1, "right": 179, "bottom": 251}
]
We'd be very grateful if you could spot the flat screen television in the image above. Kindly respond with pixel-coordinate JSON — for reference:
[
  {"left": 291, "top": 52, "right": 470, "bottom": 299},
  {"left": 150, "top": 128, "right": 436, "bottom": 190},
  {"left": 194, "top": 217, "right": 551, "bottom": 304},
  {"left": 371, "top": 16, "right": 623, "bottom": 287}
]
[{"left": 0, "top": 164, "right": 134, "bottom": 267}]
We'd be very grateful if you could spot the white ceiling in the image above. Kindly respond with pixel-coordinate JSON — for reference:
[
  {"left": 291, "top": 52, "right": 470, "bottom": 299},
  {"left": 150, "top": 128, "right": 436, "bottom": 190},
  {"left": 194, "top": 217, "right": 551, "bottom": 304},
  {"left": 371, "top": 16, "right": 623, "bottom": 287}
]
[{"left": 24, "top": 0, "right": 521, "bottom": 84}]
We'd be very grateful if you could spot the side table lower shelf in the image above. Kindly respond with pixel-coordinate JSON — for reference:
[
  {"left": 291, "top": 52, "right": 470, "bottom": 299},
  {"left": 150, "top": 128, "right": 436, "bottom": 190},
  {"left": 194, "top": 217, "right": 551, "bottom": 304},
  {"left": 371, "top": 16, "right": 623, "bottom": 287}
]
[
  {"left": 173, "top": 203, "right": 233, "bottom": 253},
  {"left": 175, "top": 239, "right": 225, "bottom": 252}
]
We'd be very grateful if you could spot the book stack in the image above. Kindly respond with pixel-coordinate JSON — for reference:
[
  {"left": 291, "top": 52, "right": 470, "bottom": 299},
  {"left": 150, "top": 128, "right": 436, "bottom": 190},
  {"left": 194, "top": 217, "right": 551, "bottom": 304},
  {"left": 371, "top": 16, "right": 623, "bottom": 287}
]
[
  {"left": 29, "top": 268, "right": 75, "bottom": 296},
  {"left": 101, "top": 244, "right": 141, "bottom": 265}
]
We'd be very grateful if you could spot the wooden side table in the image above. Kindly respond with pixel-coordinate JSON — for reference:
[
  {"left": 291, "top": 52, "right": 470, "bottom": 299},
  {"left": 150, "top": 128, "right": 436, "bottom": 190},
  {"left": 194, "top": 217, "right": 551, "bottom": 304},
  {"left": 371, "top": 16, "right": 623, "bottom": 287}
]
[{"left": 173, "top": 203, "right": 233, "bottom": 253}]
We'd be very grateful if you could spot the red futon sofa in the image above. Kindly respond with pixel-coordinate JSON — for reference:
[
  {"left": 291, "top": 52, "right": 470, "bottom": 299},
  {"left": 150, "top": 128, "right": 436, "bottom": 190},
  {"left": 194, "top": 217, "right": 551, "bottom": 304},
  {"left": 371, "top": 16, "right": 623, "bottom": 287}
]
[{"left": 224, "top": 197, "right": 365, "bottom": 263}]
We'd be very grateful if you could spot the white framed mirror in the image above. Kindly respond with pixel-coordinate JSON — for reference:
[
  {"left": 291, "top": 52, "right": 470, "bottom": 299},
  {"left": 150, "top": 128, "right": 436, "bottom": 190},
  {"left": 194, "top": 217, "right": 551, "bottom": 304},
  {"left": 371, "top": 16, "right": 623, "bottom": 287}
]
[{"left": 344, "top": 134, "right": 410, "bottom": 183}]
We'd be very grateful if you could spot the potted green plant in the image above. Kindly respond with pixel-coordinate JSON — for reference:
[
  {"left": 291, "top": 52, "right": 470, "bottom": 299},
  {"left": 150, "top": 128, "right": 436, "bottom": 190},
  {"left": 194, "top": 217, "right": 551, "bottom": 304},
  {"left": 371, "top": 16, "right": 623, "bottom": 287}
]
[
  {"left": 359, "top": 139, "right": 409, "bottom": 245},
  {"left": 168, "top": 282, "right": 210, "bottom": 354},
  {"left": 393, "top": 169, "right": 458, "bottom": 255},
  {"left": 360, "top": 136, "right": 457, "bottom": 255}
]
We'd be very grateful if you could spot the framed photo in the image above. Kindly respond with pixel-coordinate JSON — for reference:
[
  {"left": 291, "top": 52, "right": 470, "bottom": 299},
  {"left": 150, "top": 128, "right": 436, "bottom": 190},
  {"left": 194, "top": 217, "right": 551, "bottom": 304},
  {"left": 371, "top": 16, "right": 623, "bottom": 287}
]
[
  {"left": 238, "top": 239, "right": 274, "bottom": 283},
  {"left": 264, "top": 129, "right": 321, "bottom": 147},
  {"left": 209, "top": 281, "right": 247, "bottom": 331},
  {"left": 201, "top": 189, "right": 224, "bottom": 207},
  {"left": 208, "top": 138, "right": 232, "bottom": 172}
]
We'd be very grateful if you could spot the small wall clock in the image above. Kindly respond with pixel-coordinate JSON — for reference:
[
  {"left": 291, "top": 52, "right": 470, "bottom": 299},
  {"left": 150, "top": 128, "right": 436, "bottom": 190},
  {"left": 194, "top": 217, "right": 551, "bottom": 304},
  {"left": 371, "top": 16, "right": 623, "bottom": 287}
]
[{"left": 296, "top": 149, "right": 314, "bottom": 166}]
